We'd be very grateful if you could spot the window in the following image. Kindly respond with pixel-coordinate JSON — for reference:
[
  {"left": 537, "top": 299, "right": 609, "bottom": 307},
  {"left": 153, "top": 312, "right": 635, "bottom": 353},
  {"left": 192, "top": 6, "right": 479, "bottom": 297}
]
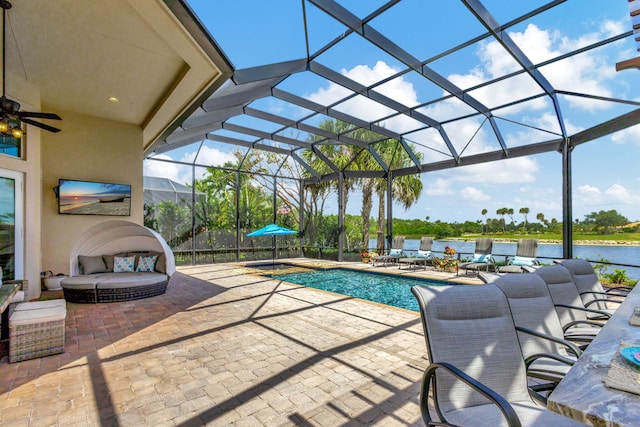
[
  {"left": 0, "top": 134, "right": 22, "bottom": 158},
  {"left": 0, "top": 169, "right": 23, "bottom": 280}
]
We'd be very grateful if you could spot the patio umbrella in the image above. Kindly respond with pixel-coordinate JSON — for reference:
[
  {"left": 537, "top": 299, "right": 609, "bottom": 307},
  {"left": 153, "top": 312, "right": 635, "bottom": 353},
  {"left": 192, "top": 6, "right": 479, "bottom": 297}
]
[{"left": 247, "top": 224, "right": 297, "bottom": 266}]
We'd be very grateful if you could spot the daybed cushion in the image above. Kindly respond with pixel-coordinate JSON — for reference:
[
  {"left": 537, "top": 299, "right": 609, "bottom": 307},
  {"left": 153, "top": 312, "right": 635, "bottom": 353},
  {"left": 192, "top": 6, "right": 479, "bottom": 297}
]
[
  {"left": 78, "top": 255, "right": 107, "bottom": 274},
  {"left": 95, "top": 272, "right": 168, "bottom": 289},
  {"left": 60, "top": 275, "right": 102, "bottom": 290},
  {"left": 62, "top": 272, "right": 168, "bottom": 290}
]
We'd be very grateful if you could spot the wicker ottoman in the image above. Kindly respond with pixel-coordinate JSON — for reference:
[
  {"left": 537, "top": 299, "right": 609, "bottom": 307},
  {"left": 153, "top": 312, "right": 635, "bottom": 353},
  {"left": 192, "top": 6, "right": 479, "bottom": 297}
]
[{"left": 9, "top": 299, "right": 66, "bottom": 363}]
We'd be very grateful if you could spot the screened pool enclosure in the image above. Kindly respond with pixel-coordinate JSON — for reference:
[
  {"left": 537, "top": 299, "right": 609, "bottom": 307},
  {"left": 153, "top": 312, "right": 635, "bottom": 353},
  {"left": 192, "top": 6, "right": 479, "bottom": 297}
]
[{"left": 143, "top": 0, "right": 640, "bottom": 265}]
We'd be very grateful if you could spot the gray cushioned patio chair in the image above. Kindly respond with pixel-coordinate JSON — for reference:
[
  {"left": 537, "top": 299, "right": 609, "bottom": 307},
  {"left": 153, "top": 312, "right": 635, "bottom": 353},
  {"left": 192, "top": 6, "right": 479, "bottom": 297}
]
[
  {"left": 458, "top": 238, "right": 495, "bottom": 276},
  {"left": 411, "top": 284, "right": 584, "bottom": 427},
  {"left": 558, "top": 259, "right": 626, "bottom": 319},
  {"left": 494, "top": 274, "right": 582, "bottom": 389},
  {"left": 534, "top": 265, "right": 606, "bottom": 345},
  {"left": 398, "top": 236, "right": 433, "bottom": 270},
  {"left": 372, "top": 236, "right": 405, "bottom": 266},
  {"left": 499, "top": 239, "right": 540, "bottom": 273}
]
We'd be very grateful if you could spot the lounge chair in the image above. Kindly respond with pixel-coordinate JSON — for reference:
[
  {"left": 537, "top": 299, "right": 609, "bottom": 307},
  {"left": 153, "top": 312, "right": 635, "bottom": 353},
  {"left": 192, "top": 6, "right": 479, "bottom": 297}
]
[
  {"left": 499, "top": 238, "right": 540, "bottom": 273},
  {"left": 371, "top": 236, "right": 405, "bottom": 266},
  {"left": 494, "top": 274, "right": 582, "bottom": 389},
  {"left": 534, "top": 265, "right": 605, "bottom": 345},
  {"left": 411, "top": 284, "right": 584, "bottom": 426},
  {"left": 398, "top": 236, "right": 433, "bottom": 270},
  {"left": 558, "top": 259, "right": 625, "bottom": 319},
  {"left": 457, "top": 238, "right": 495, "bottom": 275}
]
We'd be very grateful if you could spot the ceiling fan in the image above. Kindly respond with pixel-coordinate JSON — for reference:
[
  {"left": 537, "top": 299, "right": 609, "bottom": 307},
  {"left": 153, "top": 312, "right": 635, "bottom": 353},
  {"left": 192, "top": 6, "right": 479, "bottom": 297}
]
[{"left": 0, "top": 0, "right": 61, "bottom": 137}]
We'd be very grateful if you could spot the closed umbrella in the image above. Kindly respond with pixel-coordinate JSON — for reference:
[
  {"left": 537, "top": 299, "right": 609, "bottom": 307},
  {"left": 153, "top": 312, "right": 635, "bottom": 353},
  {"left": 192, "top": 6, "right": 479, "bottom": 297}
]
[{"left": 247, "top": 224, "right": 297, "bottom": 266}]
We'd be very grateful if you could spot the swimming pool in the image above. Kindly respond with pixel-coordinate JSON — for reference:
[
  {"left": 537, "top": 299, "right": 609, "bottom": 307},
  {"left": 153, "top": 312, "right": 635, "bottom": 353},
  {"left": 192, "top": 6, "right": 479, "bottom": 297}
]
[{"left": 268, "top": 268, "right": 451, "bottom": 312}]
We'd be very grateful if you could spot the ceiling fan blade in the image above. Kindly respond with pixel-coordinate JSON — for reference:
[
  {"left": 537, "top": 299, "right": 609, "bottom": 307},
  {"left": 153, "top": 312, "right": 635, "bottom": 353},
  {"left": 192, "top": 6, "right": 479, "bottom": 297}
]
[
  {"left": 17, "top": 111, "right": 62, "bottom": 120},
  {"left": 21, "top": 118, "right": 61, "bottom": 133}
]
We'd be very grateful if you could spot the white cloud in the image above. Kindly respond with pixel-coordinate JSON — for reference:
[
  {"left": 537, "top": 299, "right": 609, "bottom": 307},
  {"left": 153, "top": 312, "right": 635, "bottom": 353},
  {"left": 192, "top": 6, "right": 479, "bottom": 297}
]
[
  {"left": 460, "top": 186, "right": 490, "bottom": 201},
  {"left": 605, "top": 183, "right": 632, "bottom": 200},
  {"left": 575, "top": 183, "right": 640, "bottom": 211},
  {"left": 144, "top": 155, "right": 186, "bottom": 183},
  {"left": 450, "top": 23, "right": 616, "bottom": 113},
  {"left": 308, "top": 60, "right": 424, "bottom": 133},
  {"left": 611, "top": 124, "right": 640, "bottom": 145},
  {"left": 145, "top": 146, "right": 237, "bottom": 185},
  {"left": 454, "top": 157, "right": 539, "bottom": 185},
  {"left": 192, "top": 146, "right": 236, "bottom": 171},
  {"left": 577, "top": 184, "right": 601, "bottom": 196},
  {"left": 425, "top": 177, "right": 452, "bottom": 196}
]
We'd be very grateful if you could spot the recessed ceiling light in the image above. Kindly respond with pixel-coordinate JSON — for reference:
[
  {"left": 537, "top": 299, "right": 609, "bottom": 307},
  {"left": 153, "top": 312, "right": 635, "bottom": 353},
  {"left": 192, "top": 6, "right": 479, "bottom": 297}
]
[{"left": 107, "top": 97, "right": 119, "bottom": 103}]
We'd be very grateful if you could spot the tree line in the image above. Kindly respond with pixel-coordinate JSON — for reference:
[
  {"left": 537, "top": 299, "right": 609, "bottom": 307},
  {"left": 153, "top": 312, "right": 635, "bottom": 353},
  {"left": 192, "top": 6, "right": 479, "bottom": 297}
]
[{"left": 143, "top": 117, "right": 636, "bottom": 251}]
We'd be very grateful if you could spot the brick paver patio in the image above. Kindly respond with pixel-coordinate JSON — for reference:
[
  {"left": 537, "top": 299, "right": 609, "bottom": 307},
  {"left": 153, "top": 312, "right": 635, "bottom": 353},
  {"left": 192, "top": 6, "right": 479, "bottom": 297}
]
[{"left": 0, "top": 259, "right": 480, "bottom": 426}]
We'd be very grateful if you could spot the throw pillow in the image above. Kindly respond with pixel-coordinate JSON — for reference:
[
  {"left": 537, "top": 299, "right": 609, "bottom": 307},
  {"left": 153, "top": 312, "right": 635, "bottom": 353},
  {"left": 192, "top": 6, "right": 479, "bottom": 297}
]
[
  {"left": 113, "top": 256, "right": 136, "bottom": 273},
  {"left": 78, "top": 255, "right": 107, "bottom": 274},
  {"left": 416, "top": 250, "right": 431, "bottom": 258},
  {"left": 512, "top": 256, "right": 535, "bottom": 266},
  {"left": 136, "top": 255, "right": 158, "bottom": 272},
  {"left": 154, "top": 253, "right": 166, "bottom": 273},
  {"left": 389, "top": 249, "right": 403, "bottom": 256},
  {"left": 103, "top": 253, "right": 127, "bottom": 272}
]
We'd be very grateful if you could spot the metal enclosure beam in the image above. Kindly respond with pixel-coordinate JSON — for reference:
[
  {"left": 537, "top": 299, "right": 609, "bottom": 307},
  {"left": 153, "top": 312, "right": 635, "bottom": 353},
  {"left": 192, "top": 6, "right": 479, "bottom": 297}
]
[
  {"left": 562, "top": 139, "right": 573, "bottom": 259},
  {"left": 235, "top": 171, "right": 241, "bottom": 262},
  {"left": 338, "top": 173, "right": 345, "bottom": 261},
  {"left": 386, "top": 172, "right": 393, "bottom": 251}
]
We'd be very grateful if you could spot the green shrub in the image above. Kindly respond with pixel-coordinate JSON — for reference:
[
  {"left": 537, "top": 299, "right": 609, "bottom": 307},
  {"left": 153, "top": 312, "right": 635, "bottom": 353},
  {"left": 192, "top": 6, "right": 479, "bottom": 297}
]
[{"left": 602, "top": 268, "right": 638, "bottom": 287}]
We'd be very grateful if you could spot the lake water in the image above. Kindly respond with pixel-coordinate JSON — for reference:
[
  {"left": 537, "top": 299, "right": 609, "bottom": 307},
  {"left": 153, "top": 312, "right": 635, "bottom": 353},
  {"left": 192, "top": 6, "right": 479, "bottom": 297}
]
[{"left": 369, "top": 239, "right": 640, "bottom": 280}]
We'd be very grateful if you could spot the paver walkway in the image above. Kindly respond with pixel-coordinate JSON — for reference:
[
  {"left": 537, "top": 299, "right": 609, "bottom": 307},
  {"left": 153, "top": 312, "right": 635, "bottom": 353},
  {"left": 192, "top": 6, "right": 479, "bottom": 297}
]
[{"left": 0, "top": 260, "right": 449, "bottom": 426}]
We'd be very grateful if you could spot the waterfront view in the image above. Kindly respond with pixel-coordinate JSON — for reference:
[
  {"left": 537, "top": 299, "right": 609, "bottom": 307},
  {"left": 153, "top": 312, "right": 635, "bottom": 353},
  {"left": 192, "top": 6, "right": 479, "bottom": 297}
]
[{"left": 371, "top": 239, "right": 640, "bottom": 281}]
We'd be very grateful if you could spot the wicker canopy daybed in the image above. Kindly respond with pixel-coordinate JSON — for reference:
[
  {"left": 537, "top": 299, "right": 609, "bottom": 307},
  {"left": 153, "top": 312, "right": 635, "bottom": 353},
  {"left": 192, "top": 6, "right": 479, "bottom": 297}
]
[{"left": 61, "top": 220, "right": 175, "bottom": 303}]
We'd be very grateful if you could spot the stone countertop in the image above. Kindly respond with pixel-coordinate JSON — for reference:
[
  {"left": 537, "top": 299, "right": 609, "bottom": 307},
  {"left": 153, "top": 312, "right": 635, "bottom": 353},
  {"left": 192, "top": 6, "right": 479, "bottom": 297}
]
[{"left": 548, "top": 285, "right": 640, "bottom": 426}]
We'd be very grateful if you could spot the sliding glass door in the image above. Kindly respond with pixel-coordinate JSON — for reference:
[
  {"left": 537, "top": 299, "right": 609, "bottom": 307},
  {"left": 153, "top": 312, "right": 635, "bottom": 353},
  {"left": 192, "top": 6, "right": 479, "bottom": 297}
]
[{"left": 0, "top": 169, "right": 23, "bottom": 280}]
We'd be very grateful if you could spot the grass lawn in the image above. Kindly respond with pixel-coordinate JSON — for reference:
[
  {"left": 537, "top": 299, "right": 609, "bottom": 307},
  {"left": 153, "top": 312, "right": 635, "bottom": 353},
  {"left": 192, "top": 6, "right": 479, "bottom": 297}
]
[{"left": 449, "top": 232, "right": 640, "bottom": 244}]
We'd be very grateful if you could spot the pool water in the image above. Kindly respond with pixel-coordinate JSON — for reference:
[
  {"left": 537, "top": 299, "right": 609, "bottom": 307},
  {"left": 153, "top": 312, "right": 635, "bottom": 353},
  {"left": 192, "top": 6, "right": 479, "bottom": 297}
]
[{"left": 268, "top": 268, "right": 451, "bottom": 312}]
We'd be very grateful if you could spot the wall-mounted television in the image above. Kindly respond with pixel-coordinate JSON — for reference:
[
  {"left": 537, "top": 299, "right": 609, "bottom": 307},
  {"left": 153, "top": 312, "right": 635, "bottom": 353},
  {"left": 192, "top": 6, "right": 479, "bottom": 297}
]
[{"left": 58, "top": 179, "right": 131, "bottom": 216}]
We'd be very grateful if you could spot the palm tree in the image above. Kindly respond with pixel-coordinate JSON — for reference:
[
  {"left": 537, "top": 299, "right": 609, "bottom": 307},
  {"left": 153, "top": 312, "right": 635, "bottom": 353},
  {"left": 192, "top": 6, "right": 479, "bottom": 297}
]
[
  {"left": 371, "top": 138, "right": 423, "bottom": 252},
  {"left": 481, "top": 208, "right": 488, "bottom": 234},
  {"left": 536, "top": 212, "right": 547, "bottom": 230},
  {"left": 496, "top": 208, "right": 507, "bottom": 232},
  {"left": 519, "top": 207, "right": 529, "bottom": 231},
  {"left": 506, "top": 208, "right": 515, "bottom": 231}
]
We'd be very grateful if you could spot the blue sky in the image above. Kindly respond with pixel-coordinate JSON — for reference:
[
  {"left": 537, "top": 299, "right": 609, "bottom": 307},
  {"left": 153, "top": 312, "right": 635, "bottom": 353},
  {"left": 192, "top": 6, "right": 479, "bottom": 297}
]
[{"left": 145, "top": 0, "right": 640, "bottom": 224}]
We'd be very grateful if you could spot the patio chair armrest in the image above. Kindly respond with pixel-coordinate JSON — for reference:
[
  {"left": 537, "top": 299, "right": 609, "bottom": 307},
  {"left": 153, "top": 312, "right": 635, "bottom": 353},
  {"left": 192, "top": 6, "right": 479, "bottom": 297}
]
[
  {"left": 515, "top": 326, "right": 583, "bottom": 358},
  {"left": 562, "top": 319, "right": 604, "bottom": 334},
  {"left": 422, "top": 362, "right": 522, "bottom": 427},
  {"left": 583, "top": 298, "right": 621, "bottom": 308},
  {"left": 522, "top": 352, "right": 576, "bottom": 405},
  {"left": 554, "top": 303, "right": 611, "bottom": 319},
  {"left": 605, "top": 286, "right": 631, "bottom": 294},
  {"left": 579, "top": 290, "right": 624, "bottom": 298}
]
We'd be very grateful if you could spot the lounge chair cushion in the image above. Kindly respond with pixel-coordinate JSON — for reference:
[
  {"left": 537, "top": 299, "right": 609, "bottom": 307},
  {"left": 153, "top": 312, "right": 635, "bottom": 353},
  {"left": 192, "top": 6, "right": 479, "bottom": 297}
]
[
  {"left": 417, "top": 250, "right": 431, "bottom": 258},
  {"left": 512, "top": 256, "right": 535, "bottom": 266},
  {"left": 472, "top": 254, "right": 491, "bottom": 263},
  {"left": 389, "top": 249, "right": 403, "bottom": 256}
]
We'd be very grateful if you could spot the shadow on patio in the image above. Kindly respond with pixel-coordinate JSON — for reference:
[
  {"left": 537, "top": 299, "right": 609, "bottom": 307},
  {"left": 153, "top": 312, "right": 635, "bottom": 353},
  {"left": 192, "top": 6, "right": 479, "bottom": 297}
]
[{"left": 0, "top": 262, "right": 428, "bottom": 425}]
